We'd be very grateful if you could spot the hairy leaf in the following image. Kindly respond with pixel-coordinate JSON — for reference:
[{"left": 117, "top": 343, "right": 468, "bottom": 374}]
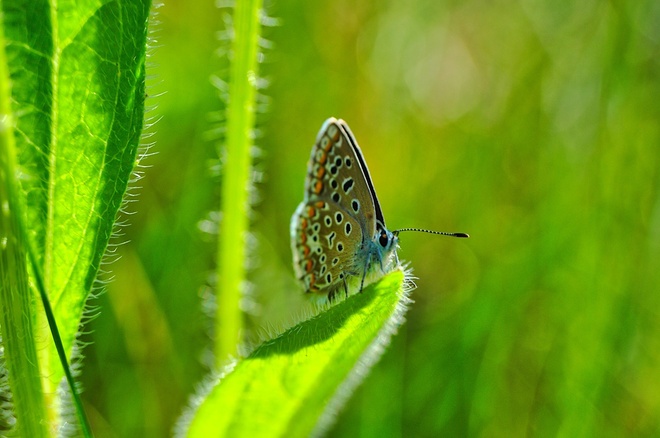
[
  {"left": 182, "top": 270, "right": 409, "bottom": 438},
  {"left": 0, "top": 0, "right": 151, "bottom": 426}
]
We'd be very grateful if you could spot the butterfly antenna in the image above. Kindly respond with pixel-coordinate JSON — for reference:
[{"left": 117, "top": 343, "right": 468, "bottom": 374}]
[{"left": 393, "top": 228, "right": 469, "bottom": 238}]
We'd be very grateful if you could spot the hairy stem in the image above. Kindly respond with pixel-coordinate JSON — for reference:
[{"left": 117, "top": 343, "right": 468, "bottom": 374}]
[{"left": 216, "top": 0, "right": 264, "bottom": 364}]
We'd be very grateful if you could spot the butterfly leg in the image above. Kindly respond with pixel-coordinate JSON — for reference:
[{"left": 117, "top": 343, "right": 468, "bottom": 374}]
[{"left": 359, "top": 258, "right": 370, "bottom": 293}]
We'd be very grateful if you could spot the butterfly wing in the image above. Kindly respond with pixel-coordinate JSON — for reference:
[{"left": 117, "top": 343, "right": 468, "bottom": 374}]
[
  {"left": 290, "top": 200, "right": 362, "bottom": 296},
  {"left": 304, "top": 118, "right": 383, "bottom": 233},
  {"left": 291, "top": 118, "right": 383, "bottom": 296},
  {"left": 335, "top": 119, "right": 386, "bottom": 229}
]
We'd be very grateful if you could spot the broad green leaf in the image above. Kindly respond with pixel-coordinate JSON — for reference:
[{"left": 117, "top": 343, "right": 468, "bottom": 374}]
[
  {"left": 1, "top": 0, "right": 151, "bottom": 412},
  {"left": 183, "top": 270, "right": 409, "bottom": 438}
]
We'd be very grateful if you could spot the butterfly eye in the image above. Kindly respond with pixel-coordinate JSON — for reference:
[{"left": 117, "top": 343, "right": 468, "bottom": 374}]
[{"left": 379, "top": 231, "right": 389, "bottom": 247}]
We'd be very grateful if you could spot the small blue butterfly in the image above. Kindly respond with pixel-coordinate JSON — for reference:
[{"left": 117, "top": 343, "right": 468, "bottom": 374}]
[{"left": 291, "top": 117, "right": 467, "bottom": 300}]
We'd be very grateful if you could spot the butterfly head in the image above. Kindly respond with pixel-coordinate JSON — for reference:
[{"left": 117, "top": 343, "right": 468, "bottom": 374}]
[
  {"left": 377, "top": 223, "right": 399, "bottom": 253},
  {"left": 373, "top": 221, "right": 400, "bottom": 272}
]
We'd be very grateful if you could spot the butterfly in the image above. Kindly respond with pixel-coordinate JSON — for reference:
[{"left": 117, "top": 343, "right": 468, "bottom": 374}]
[{"left": 290, "top": 117, "right": 468, "bottom": 300}]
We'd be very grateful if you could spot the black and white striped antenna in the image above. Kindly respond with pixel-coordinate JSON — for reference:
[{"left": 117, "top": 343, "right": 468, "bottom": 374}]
[{"left": 392, "top": 228, "right": 469, "bottom": 238}]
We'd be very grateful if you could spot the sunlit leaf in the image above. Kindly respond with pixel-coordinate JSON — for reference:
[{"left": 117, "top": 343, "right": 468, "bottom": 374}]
[
  {"left": 0, "top": 0, "right": 151, "bottom": 432},
  {"left": 182, "top": 270, "right": 408, "bottom": 438}
]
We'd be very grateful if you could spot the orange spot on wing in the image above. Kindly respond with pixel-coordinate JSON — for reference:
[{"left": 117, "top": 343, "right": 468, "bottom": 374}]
[
  {"left": 307, "top": 206, "right": 316, "bottom": 218},
  {"left": 303, "top": 246, "right": 310, "bottom": 257},
  {"left": 301, "top": 218, "right": 308, "bottom": 229},
  {"left": 300, "top": 233, "right": 307, "bottom": 244},
  {"left": 324, "top": 137, "right": 333, "bottom": 151},
  {"left": 317, "top": 166, "right": 325, "bottom": 179},
  {"left": 315, "top": 201, "right": 325, "bottom": 209},
  {"left": 314, "top": 181, "right": 323, "bottom": 195},
  {"left": 305, "top": 259, "right": 313, "bottom": 273},
  {"left": 319, "top": 151, "right": 328, "bottom": 165}
]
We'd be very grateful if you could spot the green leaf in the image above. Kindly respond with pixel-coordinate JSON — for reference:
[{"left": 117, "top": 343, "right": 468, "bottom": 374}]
[
  {"left": 0, "top": 0, "right": 151, "bottom": 430},
  {"left": 182, "top": 270, "right": 409, "bottom": 438}
]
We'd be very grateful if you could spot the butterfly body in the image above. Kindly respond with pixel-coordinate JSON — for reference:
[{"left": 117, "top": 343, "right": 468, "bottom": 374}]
[{"left": 291, "top": 118, "right": 399, "bottom": 300}]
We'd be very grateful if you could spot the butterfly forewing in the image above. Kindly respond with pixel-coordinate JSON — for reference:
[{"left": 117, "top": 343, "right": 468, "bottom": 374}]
[
  {"left": 304, "top": 118, "right": 378, "bottom": 235},
  {"left": 292, "top": 117, "right": 380, "bottom": 295},
  {"left": 336, "top": 120, "right": 386, "bottom": 228}
]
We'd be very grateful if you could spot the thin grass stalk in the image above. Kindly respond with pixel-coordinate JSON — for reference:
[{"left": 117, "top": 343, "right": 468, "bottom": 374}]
[{"left": 216, "top": 0, "right": 264, "bottom": 365}]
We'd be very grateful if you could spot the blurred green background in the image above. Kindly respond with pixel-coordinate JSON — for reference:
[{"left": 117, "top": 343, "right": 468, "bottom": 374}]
[{"left": 79, "top": 0, "right": 660, "bottom": 436}]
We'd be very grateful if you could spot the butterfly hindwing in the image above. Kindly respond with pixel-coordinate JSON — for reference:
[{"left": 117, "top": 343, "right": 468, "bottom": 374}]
[{"left": 290, "top": 200, "right": 363, "bottom": 295}]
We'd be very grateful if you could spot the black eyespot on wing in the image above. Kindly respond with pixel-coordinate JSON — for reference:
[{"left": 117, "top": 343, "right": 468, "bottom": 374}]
[
  {"left": 327, "top": 231, "right": 336, "bottom": 247},
  {"left": 345, "top": 222, "right": 351, "bottom": 235},
  {"left": 344, "top": 157, "right": 352, "bottom": 168},
  {"left": 335, "top": 212, "right": 343, "bottom": 223},
  {"left": 337, "top": 242, "right": 344, "bottom": 252},
  {"left": 342, "top": 178, "right": 354, "bottom": 193},
  {"left": 330, "top": 165, "right": 338, "bottom": 175},
  {"left": 330, "top": 179, "right": 338, "bottom": 189},
  {"left": 332, "top": 192, "right": 341, "bottom": 203},
  {"left": 335, "top": 156, "right": 342, "bottom": 167},
  {"left": 352, "top": 199, "right": 359, "bottom": 212}
]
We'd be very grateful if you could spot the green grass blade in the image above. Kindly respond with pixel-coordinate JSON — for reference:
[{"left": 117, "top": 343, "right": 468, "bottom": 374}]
[
  {"left": 27, "top": 246, "right": 92, "bottom": 436},
  {"left": 184, "top": 270, "right": 408, "bottom": 438},
  {"left": 0, "top": 158, "right": 50, "bottom": 438},
  {"left": 216, "top": 0, "right": 264, "bottom": 363},
  {"left": 0, "top": 21, "right": 49, "bottom": 436}
]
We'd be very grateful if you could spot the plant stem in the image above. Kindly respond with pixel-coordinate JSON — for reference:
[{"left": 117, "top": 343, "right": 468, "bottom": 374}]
[{"left": 216, "top": 0, "right": 264, "bottom": 365}]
